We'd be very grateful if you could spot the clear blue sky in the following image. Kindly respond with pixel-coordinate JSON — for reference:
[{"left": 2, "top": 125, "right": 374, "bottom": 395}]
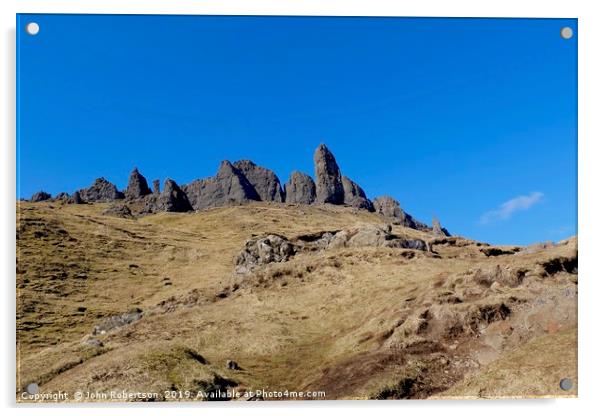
[{"left": 16, "top": 14, "right": 577, "bottom": 245}]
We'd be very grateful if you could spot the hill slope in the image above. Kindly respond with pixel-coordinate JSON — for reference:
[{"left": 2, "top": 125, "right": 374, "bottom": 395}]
[{"left": 16, "top": 201, "right": 577, "bottom": 401}]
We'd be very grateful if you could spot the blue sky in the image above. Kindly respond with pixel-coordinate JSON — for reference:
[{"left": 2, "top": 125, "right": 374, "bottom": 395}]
[{"left": 16, "top": 15, "right": 577, "bottom": 245}]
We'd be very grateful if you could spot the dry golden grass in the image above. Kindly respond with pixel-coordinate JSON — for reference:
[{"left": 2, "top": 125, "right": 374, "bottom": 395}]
[{"left": 16, "top": 201, "right": 578, "bottom": 401}]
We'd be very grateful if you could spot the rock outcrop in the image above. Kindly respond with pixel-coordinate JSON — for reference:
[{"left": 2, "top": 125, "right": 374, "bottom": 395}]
[
  {"left": 102, "top": 203, "right": 134, "bottom": 219},
  {"left": 284, "top": 171, "right": 316, "bottom": 204},
  {"left": 152, "top": 179, "right": 160, "bottom": 195},
  {"left": 342, "top": 176, "right": 374, "bottom": 211},
  {"left": 78, "top": 178, "right": 124, "bottom": 202},
  {"left": 232, "top": 160, "right": 283, "bottom": 202},
  {"left": 432, "top": 217, "right": 450, "bottom": 237},
  {"left": 69, "top": 191, "right": 84, "bottom": 204},
  {"left": 314, "top": 144, "right": 345, "bottom": 204},
  {"left": 296, "top": 225, "right": 429, "bottom": 251},
  {"left": 53, "top": 192, "right": 70, "bottom": 202},
  {"left": 125, "top": 167, "right": 151, "bottom": 199},
  {"left": 30, "top": 191, "right": 51, "bottom": 202},
  {"left": 235, "top": 234, "right": 297, "bottom": 275},
  {"left": 145, "top": 179, "right": 192, "bottom": 213},
  {"left": 372, "top": 196, "right": 426, "bottom": 230},
  {"left": 183, "top": 161, "right": 260, "bottom": 211},
  {"left": 234, "top": 225, "right": 429, "bottom": 275}
]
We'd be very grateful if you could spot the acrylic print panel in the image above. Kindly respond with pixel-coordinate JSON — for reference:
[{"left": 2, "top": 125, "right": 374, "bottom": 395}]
[{"left": 16, "top": 14, "right": 577, "bottom": 402}]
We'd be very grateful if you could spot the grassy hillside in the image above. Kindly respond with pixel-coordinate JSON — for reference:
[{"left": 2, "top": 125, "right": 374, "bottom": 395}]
[{"left": 16, "top": 201, "right": 577, "bottom": 401}]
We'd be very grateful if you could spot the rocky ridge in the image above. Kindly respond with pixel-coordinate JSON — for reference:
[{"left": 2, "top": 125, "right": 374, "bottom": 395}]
[{"left": 27, "top": 144, "right": 448, "bottom": 235}]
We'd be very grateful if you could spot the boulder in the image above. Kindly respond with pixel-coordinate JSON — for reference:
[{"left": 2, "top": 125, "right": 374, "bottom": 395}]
[
  {"left": 30, "top": 191, "right": 51, "bottom": 202},
  {"left": 152, "top": 179, "right": 160, "bottom": 194},
  {"left": 342, "top": 176, "right": 374, "bottom": 211},
  {"left": 78, "top": 177, "right": 124, "bottom": 202},
  {"left": 284, "top": 171, "right": 316, "bottom": 204},
  {"left": 232, "top": 160, "right": 283, "bottom": 202},
  {"left": 125, "top": 167, "right": 151, "bottom": 199},
  {"left": 234, "top": 234, "right": 296, "bottom": 275},
  {"left": 183, "top": 161, "right": 260, "bottom": 210},
  {"left": 313, "top": 144, "right": 344, "bottom": 204}
]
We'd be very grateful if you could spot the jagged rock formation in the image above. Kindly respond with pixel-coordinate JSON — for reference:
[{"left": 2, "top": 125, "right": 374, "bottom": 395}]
[
  {"left": 28, "top": 144, "right": 444, "bottom": 233},
  {"left": 30, "top": 191, "right": 51, "bottom": 202},
  {"left": 183, "top": 161, "right": 260, "bottom": 210},
  {"left": 78, "top": 178, "right": 124, "bottom": 202},
  {"left": 232, "top": 160, "right": 283, "bottom": 202},
  {"left": 373, "top": 196, "right": 429, "bottom": 230},
  {"left": 125, "top": 168, "right": 151, "bottom": 199},
  {"left": 342, "top": 176, "right": 374, "bottom": 211},
  {"left": 314, "top": 144, "right": 345, "bottom": 204},
  {"left": 284, "top": 171, "right": 316, "bottom": 204},
  {"left": 144, "top": 179, "right": 192, "bottom": 213}
]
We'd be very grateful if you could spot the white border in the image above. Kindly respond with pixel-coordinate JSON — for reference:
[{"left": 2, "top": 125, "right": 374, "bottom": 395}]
[{"left": 2, "top": 1, "right": 601, "bottom": 416}]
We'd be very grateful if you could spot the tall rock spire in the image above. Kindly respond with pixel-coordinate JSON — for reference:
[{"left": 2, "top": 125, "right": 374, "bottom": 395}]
[{"left": 313, "top": 144, "right": 344, "bottom": 204}]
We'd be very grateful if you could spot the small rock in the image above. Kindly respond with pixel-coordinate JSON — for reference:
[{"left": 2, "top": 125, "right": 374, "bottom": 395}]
[{"left": 227, "top": 360, "right": 241, "bottom": 370}]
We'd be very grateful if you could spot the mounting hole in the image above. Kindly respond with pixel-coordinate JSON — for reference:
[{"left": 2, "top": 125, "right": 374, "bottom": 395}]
[
  {"left": 25, "top": 22, "right": 40, "bottom": 36},
  {"left": 559, "top": 378, "right": 573, "bottom": 391},
  {"left": 26, "top": 383, "right": 39, "bottom": 394},
  {"left": 560, "top": 27, "right": 573, "bottom": 40}
]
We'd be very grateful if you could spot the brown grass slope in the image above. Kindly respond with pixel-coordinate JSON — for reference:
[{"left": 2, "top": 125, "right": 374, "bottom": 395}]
[{"left": 16, "top": 201, "right": 577, "bottom": 401}]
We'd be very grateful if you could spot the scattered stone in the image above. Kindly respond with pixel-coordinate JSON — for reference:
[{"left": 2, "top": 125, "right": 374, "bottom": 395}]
[
  {"left": 102, "top": 203, "right": 134, "bottom": 219},
  {"left": 233, "top": 160, "right": 284, "bottom": 202},
  {"left": 284, "top": 171, "right": 316, "bottom": 204},
  {"left": 183, "top": 161, "right": 260, "bottom": 210},
  {"left": 78, "top": 177, "right": 124, "bottom": 202},
  {"left": 92, "top": 308, "right": 143, "bottom": 335},
  {"left": 125, "top": 167, "right": 152, "bottom": 199},
  {"left": 314, "top": 144, "right": 345, "bottom": 204},
  {"left": 342, "top": 176, "right": 374, "bottom": 211},
  {"left": 226, "top": 360, "right": 241, "bottom": 370},
  {"left": 30, "top": 191, "right": 51, "bottom": 202}
]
